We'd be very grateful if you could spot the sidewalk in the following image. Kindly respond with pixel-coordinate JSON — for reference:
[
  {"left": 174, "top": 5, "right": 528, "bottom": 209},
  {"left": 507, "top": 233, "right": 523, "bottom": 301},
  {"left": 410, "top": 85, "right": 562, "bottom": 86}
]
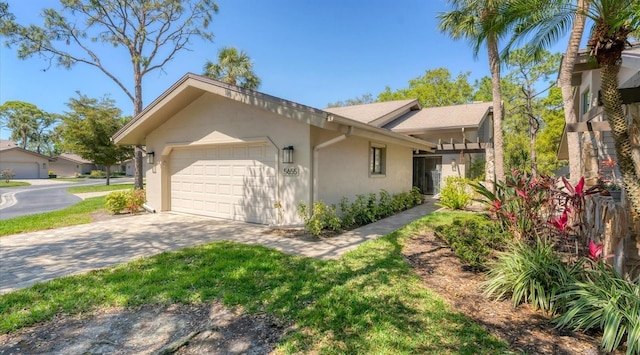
[{"left": 0, "top": 200, "right": 440, "bottom": 294}]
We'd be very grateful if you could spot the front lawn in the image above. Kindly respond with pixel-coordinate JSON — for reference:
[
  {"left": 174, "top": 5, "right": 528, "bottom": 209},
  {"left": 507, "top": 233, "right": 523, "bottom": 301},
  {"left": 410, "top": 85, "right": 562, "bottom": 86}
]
[
  {"left": 0, "top": 212, "right": 507, "bottom": 353},
  {"left": 0, "top": 196, "right": 106, "bottom": 236},
  {"left": 0, "top": 181, "right": 30, "bottom": 188},
  {"left": 67, "top": 183, "right": 135, "bottom": 194}
]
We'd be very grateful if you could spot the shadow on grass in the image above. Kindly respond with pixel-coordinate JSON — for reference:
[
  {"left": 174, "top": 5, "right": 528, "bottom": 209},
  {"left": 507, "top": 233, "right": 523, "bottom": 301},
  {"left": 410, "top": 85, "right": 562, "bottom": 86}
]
[{"left": 0, "top": 215, "right": 507, "bottom": 353}]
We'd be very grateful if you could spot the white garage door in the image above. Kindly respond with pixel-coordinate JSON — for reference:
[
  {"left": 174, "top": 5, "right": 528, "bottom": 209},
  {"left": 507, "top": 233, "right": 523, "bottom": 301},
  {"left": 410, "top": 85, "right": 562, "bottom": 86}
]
[
  {"left": 170, "top": 144, "right": 277, "bottom": 224},
  {"left": 1, "top": 162, "right": 39, "bottom": 179}
]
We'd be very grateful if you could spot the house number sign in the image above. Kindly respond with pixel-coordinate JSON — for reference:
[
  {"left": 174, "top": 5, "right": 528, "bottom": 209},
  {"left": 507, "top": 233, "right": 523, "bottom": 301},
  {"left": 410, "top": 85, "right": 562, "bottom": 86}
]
[{"left": 283, "top": 167, "right": 299, "bottom": 176}]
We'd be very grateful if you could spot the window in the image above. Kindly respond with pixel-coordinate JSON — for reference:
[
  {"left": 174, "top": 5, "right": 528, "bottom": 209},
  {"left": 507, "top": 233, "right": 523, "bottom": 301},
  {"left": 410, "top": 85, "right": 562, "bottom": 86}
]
[
  {"left": 581, "top": 89, "right": 591, "bottom": 115},
  {"left": 370, "top": 144, "right": 386, "bottom": 175}
]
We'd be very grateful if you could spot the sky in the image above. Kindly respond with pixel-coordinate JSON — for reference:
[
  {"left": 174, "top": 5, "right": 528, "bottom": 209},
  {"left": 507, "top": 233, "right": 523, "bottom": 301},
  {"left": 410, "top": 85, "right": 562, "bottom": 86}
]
[{"left": 0, "top": 0, "right": 568, "bottom": 140}]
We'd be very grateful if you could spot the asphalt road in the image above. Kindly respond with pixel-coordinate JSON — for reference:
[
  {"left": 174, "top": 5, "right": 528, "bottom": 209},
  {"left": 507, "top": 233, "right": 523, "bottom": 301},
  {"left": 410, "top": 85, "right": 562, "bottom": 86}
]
[{"left": 0, "top": 179, "right": 133, "bottom": 220}]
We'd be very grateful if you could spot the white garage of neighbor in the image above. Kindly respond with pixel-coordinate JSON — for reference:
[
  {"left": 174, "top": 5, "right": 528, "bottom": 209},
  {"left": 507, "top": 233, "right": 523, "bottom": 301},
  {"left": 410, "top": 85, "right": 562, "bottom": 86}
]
[{"left": 0, "top": 140, "right": 52, "bottom": 179}]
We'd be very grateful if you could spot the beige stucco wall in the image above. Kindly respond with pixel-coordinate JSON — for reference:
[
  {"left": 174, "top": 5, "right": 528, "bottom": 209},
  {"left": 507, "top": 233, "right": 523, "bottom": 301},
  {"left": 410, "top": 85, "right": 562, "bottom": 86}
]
[
  {"left": 312, "top": 127, "right": 413, "bottom": 206},
  {"left": 144, "top": 92, "right": 312, "bottom": 225},
  {"left": 0, "top": 150, "right": 49, "bottom": 179}
]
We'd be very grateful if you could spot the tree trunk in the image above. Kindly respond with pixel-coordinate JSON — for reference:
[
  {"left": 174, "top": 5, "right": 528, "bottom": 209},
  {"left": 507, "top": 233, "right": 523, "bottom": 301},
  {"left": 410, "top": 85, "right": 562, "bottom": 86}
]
[
  {"left": 487, "top": 34, "right": 504, "bottom": 183},
  {"left": 600, "top": 63, "right": 640, "bottom": 220},
  {"left": 559, "top": 0, "right": 589, "bottom": 183},
  {"left": 134, "top": 70, "right": 144, "bottom": 190},
  {"left": 105, "top": 164, "right": 111, "bottom": 186}
]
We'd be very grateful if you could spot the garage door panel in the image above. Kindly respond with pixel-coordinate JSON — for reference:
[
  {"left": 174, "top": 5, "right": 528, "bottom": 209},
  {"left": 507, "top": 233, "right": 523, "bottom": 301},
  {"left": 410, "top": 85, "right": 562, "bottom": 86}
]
[{"left": 170, "top": 144, "right": 276, "bottom": 224}]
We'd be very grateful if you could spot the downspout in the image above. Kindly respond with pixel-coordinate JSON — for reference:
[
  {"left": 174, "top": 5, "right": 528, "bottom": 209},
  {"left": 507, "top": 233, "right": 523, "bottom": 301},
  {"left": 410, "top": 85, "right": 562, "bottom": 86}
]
[{"left": 312, "top": 126, "right": 353, "bottom": 204}]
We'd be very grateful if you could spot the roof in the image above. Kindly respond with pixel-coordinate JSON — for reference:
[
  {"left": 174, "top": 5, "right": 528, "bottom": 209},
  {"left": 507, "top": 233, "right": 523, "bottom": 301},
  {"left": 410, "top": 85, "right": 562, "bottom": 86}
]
[
  {"left": 383, "top": 101, "right": 493, "bottom": 133},
  {"left": 55, "top": 153, "right": 93, "bottom": 164},
  {"left": 0, "top": 140, "right": 18, "bottom": 151},
  {"left": 113, "top": 73, "right": 436, "bottom": 152},
  {"left": 0, "top": 140, "right": 54, "bottom": 160},
  {"left": 324, "top": 100, "right": 419, "bottom": 126}
]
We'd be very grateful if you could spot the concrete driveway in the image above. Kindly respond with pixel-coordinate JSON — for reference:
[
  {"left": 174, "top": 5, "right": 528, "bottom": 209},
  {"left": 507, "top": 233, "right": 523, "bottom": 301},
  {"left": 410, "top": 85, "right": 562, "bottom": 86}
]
[{"left": 0, "top": 201, "right": 439, "bottom": 294}]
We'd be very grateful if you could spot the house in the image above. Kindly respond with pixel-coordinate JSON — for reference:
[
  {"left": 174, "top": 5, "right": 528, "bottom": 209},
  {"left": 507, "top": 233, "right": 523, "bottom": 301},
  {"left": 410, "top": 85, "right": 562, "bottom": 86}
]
[
  {"left": 557, "top": 45, "right": 640, "bottom": 277},
  {"left": 121, "top": 156, "right": 149, "bottom": 177},
  {"left": 326, "top": 100, "right": 494, "bottom": 194},
  {"left": 113, "top": 73, "right": 494, "bottom": 225},
  {"left": 50, "top": 153, "right": 96, "bottom": 177},
  {"left": 0, "top": 140, "right": 53, "bottom": 179},
  {"left": 558, "top": 45, "right": 640, "bottom": 184}
]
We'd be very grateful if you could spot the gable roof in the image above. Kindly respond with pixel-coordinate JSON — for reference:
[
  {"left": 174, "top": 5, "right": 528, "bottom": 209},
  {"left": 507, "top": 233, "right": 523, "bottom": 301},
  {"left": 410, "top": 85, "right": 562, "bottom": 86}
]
[
  {"left": 383, "top": 101, "right": 493, "bottom": 133},
  {"left": 55, "top": 153, "right": 93, "bottom": 164},
  {"left": 0, "top": 139, "right": 18, "bottom": 151},
  {"left": 113, "top": 73, "right": 435, "bottom": 151},
  {"left": 324, "top": 99, "right": 420, "bottom": 127},
  {"left": 0, "top": 140, "right": 54, "bottom": 160}
]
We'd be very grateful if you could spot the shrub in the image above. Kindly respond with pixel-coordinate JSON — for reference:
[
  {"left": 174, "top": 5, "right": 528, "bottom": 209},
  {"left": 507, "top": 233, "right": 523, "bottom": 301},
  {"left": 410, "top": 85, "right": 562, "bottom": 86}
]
[
  {"left": 554, "top": 262, "right": 640, "bottom": 354},
  {"left": 105, "top": 191, "right": 128, "bottom": 214},
  {"left": 89, "top": 170, "right": 106, "bottom": 178},
  {"left": 1, "top": 169, "right": 15, "bottom": 183},
  {"left": 351, "top": 194, "right": 377, "bottom": 226},
  {"left": 376, "top": 190, "right": 395, "bottom": 219},
  {"left": 437, "top": 176, "right": 472, "bottom": 210},
  {"left": 392, "top": 192, "right": 412, "bottom": 212},
  {"left": 105, "top": 189, "right": 146, "bottom": 214},
  {"left": 410, "top": 186, "right": 424, "bottom": 206},
  {"left": 435, "top": 214, "right": 511, "bottom": 270},
  {"left": 126, "top": 189, "right": 146, "bottom": 213},
  {"left": 483, "top": 238, "right": 581, "bottom": 315},
  {"left": 297, "top": 201, "right": 341, "bottom": 236},
  {"left": 339, "top": 197, "right": 356, "bottom": 229}
]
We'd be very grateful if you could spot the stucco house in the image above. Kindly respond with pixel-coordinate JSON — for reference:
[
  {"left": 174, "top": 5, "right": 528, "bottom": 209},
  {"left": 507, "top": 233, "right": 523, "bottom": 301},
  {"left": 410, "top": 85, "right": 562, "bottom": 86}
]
[
  {"left": 558, "top": 45, "right": 640, "bottom": 184},
  {"left": 121, "top": 156, "right": 149, "bottom": 177},
  {"left": 113, "top": 73, "right": 494, "bottom": 225},
  {"left": 50, "top": 153, "right": 96, "bottom": 177},
  {"left": 327, "top": 100, "right": 494, "bottom": 194},
  {"left": 0, "top": 140, "right": 53, "bottom": 179}
]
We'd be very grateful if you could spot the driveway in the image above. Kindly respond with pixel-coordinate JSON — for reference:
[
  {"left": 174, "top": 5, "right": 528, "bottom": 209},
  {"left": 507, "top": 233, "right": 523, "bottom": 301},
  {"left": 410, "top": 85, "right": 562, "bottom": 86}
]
[
  {"left": 0, "top": 201, "right": 439, "bottom": 294},
  {"left": 0, "top": 178, "right": 134, "bottom": 220}
]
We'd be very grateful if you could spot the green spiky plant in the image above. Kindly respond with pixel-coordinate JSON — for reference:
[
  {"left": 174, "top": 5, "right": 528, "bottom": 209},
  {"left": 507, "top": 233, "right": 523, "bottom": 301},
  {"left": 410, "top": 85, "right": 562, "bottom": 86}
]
[
  {"left": 483, "top": 237, "right": 582, "bottom": 315},
  {"left": 554, "top": 261, "right": 640, "bottom": 354}
]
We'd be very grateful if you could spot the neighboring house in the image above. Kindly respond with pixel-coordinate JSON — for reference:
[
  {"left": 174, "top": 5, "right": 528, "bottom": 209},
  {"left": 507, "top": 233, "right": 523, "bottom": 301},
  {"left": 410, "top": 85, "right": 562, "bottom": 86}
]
[
  {"left": 0, "top": 140, "right": 53, "bottom": 179},
  {"left": 327, "top": 100, "right": 494, "bottom": 194},
  {"left": 50, "top": 153, "right": 96, "bottom": 177},
  {"left": 113, "top": 74, "right": 436, "bottom": 225},
  {"left": 121, "top": 156, "right": 149, "bottom": 177},
  {"left": 558, "top": 45, "right": 640, "bottom": 185}
]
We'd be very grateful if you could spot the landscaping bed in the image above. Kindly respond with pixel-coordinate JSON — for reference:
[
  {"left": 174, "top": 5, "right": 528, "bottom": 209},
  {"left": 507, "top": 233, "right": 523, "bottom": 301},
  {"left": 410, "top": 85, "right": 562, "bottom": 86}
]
[{"left": 403, "top": 229, "right": 613, "bottom": 354}]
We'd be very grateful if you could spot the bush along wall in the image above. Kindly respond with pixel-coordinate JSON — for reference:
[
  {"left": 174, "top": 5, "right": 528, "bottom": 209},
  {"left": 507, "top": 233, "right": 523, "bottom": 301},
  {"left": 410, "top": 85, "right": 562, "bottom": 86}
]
[{"left": 297, "top": 187, "right": 423, "bottom": 237}]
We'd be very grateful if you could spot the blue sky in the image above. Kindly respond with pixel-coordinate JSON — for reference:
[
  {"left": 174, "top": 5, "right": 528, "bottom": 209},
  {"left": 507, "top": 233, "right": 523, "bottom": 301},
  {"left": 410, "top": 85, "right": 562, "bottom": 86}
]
[{"left": 0, "top": 0, "right": 566, "bottom": 140}]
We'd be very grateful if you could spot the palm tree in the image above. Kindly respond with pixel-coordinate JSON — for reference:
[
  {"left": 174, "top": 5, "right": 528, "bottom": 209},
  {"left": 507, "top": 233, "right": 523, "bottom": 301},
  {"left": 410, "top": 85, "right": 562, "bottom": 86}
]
[
  {"left": 439, "top": 0, "right": 506, "bottom": 184},
  {"left": 203, "top": 46, "right": 261, "bottom": 90},
  {"left": 506, "top": 0, "right": 640, "bottom": 218}
]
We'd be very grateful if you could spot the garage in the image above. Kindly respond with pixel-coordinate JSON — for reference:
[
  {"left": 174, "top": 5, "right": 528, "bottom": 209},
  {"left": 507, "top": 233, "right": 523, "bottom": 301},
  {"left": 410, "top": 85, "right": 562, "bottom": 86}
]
[
  {"left": 169, "top": 143, "right": 277, "bottom": 224},
  {"left": 1, "top": 162, "right": 39, "bottom": 179}
]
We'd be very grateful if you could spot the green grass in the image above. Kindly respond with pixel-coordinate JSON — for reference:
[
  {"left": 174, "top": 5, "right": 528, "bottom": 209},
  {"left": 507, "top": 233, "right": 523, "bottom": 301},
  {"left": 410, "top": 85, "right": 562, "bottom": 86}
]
[
  {"left": 0, "top": 211, "right": 507, "bottom": 353},
  {"left": 0, "top": 196, "right": 106, "bottom": 236},
  {"left": 0, "top": 181, "right": 30, "bottom": 187},
  {"left": 67, "top": 183, "right": 135, "bottom": 193},
  {"left": 55, "top": 178, "right": 87, "bottom": 182}
]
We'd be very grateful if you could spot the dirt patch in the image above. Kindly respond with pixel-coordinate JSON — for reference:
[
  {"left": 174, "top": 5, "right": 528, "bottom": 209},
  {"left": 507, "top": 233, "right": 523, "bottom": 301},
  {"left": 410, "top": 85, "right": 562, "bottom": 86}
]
[
  {"left": 0, "top": 302, "right": 287, "bottom": 355},
  {"left": 402, "top": 231, "right": 618, "bottom": 355}
]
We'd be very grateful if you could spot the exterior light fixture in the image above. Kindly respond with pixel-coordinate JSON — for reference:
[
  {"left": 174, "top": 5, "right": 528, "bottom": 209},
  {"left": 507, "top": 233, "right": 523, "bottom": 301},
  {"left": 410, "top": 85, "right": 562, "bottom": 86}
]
[
  {"left": 147, "top": 152, "right": 155, "bottom": 165},
  {"left": 282, "top": 146, "right": 294, "bottom": 164}
]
